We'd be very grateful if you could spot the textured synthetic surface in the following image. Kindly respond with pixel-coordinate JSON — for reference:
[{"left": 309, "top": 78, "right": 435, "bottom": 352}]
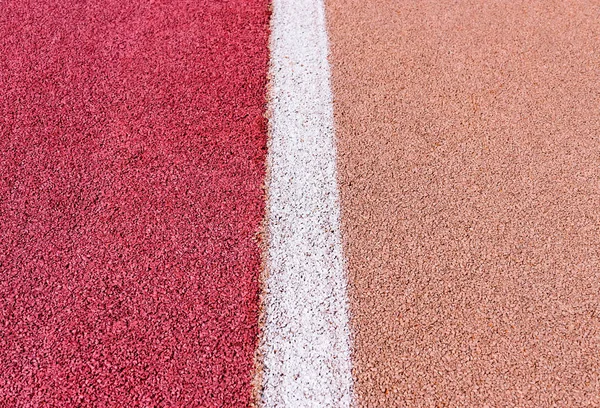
[
  {"left": 0, "top": 0, "right": 269, "bottom": 406},
  {"left": 327, "top": 0, "right": 600, "bottom": 406},
  {"left": 260, "top": 0, "right": 354, "bottom": 406}
]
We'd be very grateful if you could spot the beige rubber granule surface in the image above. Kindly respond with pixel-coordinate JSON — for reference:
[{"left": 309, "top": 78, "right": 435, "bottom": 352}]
[{"left": 326, "top": 1, "right": 600, "bottom": 406}]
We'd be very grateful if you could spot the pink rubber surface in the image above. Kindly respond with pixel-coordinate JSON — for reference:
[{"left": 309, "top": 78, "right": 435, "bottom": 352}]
[{"left": 0, "top": 0, "right": 269, "bottom": 406}]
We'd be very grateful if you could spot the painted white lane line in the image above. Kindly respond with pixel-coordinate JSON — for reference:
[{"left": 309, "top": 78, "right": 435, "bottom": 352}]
[{"left": 259, "top": 0, "right": 354, "bottom": 406}]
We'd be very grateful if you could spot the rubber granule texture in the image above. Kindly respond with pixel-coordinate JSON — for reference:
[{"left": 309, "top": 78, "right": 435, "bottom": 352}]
[
  {"left": 327, "top": 0, "right": 600, "bottom": 406},
  {"left": 0, "top": 0, "right": 270, "bottom": 406}
]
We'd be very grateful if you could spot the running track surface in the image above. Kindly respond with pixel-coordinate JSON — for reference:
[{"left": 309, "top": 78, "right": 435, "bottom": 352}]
[
  {"left": 3, "top": 0, "right": 600, "bottom": 406},
  {"left": 0, "top": 0, "right": 270, "bottom": 405},
  {"left": 328, "top": 0, "right": 600, "bottom": 406}
]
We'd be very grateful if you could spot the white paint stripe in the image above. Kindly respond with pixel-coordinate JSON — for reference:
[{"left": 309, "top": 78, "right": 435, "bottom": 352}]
[{"left": 259, "top": 0, "right": 354, "bottom": 406}]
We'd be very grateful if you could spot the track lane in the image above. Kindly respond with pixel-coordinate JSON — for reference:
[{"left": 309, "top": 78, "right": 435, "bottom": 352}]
[{"left": 0, "top": 1, "right": 270, "bottom": 406}]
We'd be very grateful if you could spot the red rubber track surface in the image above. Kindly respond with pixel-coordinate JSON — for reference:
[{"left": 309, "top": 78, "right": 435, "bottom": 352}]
[{"left": 0, "top": 1, "right": 269, "bottom": 406}]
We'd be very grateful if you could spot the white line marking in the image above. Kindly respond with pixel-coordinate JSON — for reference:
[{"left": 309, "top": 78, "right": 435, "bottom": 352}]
[{"left": 260, "top": 0, "right": 354, "bottom": 406}]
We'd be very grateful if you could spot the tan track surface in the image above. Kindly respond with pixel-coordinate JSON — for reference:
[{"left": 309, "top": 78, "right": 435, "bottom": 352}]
[{"left": 326, "top": 1, "right": 600, "bottom": 406}]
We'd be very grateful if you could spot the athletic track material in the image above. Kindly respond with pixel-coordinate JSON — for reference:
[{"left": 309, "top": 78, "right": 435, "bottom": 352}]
[
  {"left": 2, "top": 0, "right": 599, "bottom": 407},
  {"left": 327, "top": 0, "right": 600, "bottom": 406},
  {"left": 1, "top": 0, "right": 269, "bottom": 405}
]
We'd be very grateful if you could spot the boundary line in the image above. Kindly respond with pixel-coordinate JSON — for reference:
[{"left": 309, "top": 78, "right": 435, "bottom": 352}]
[{"left": 258, "top": 0, "right": 355, "bottom": 406}]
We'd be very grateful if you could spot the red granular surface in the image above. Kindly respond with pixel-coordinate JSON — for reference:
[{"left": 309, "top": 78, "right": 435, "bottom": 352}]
[{"left": 0, "top": 0, "right": 269, "bottom": 406}]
